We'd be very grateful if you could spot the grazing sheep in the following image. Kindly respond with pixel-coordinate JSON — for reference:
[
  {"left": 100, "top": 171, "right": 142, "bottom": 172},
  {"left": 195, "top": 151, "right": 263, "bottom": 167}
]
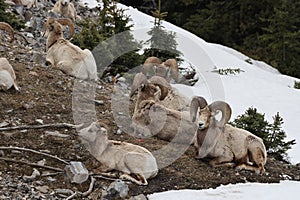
[
  {"left": 190, "top": 96, "right": 267, "bottom": 174},
  {"left": 0, "top": 22, "right": 19, "bottom": 91},
  {"left": 78, "top": 122, "right": 158, "bottom": 185},
  {"left": 44, "top": 17, "right": 98, "bottom": 81},
  {"left": 142, "top": 56, "right": 179, "bottom": 83},
  {"left": 51, "top": 0, "right": 76, "bottom": 21}
]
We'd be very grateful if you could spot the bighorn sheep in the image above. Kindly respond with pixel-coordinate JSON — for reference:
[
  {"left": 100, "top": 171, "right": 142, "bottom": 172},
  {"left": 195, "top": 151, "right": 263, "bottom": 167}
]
[
  {"left": 44, "top": 18, "right": 98, "bottom": 81},
  {"left": 142, "top": 56, "right": 179, "bottom": 83},
  {"left": 78, "top": 122, "right": 158, "bottom": 185},
  {"left": 51, "top": 0, "right": 76, "bottom": 21},
  {"left": 130, "top": 73, "right": 195, "bottom": 143},
  {"left": 190, "top": 96, "right": 267, "bottom": 174},
  {"left": 0, "top": 22, "right": 19, "bottom": 91},
  {"left": 130, "top": 72, "right": 189, "bottom": 112}
]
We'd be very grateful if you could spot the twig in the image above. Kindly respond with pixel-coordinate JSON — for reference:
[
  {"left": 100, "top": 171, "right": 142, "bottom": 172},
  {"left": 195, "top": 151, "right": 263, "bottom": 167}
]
[
  {"left": 0, "top": 157, "right": 64, "bottom": 172},
  {"left": 0, "top": 123, "right": 76, "bottom": 131},
  {"left": 66, "top": 192, "right": 77, "bottom": 200},
  {"left": 81, "top": 177, "right": 96, "bottom": 197},
  {"left": 0, "top": 146, "right": 69, "bottom": 165},
  {"left": 41, "top": 172, "right": 64, "bottom": 177},
  {"left": 92, "top": 174, "right": 118, "bottom": 181}
]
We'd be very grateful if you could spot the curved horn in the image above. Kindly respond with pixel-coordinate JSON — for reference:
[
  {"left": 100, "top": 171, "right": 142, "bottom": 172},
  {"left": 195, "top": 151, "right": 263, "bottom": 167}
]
[
  {"left": 190, "top": 96, "right": 208, "bottom": 122},
  {"left": 164, "top": 59, "right": 179, "bottom": 82},
  {"left": 0, "top": 22, "right": 14, "bottom": 43},
  {"left": 208, "top": 101, "right": 232, "bottom": 127},
  {"left": 56, "top": 18, "right": 74, "bottom": 39},
  {"left": 148, "top": 76, "right": 170, "bottom": 100},
  {"left": 130, "top": 72, "right": 148, "bottom": 97}
]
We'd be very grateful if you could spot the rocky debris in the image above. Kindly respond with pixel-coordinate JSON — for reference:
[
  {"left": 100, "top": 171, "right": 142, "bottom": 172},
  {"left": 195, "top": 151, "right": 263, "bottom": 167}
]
[
  {"left": 64, "top": 161, "right": 89, "bottom": 184},
  {"left": 104, "top": 179, "right": 130, "bottom": 199}
]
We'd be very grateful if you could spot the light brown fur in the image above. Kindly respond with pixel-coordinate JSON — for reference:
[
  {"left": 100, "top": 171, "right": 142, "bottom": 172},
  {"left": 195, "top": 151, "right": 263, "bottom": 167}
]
[
  {"left": 78, "top": 122, "right": 158, "bottom": 185},
  {"left": 191, "top": 96, "right": 267, "bottom": 174},
  {"left": 44, "top": 18, "right": 97, "bottom": 80}
]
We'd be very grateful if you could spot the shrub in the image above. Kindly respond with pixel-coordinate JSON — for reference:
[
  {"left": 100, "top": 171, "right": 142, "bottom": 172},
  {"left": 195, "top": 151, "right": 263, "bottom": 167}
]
[
  {"left": 294, "top": 81, "right": 300, "bottom": 89},
  {"left": 0, "top": 0, "right": 24, "bottom": 30},
  {"left": 231, "top": 107, "right": 296, "bottom": 161}
]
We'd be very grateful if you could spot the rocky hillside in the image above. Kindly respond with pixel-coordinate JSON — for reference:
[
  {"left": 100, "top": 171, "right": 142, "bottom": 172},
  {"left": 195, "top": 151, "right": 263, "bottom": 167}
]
[{"left": 1, "top": 1, "right": 300, "bottom": 199}]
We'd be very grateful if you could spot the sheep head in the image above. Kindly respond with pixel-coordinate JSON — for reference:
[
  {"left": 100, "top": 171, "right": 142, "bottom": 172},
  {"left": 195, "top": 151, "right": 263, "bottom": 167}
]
[
  {"left": 60, "top": 0, "right": 70, "bottom": 6},
  {"left": 131, "top": 72, "right": 170, "bottom": 102},
  {"left": 0, "top": 22, "right": 14, "bottom": 43},
  {"left": 45, "top": 17, "right": 74, "bottom": 38},
  {"left": 78, "top": 122, "right": 109, "bottom": 157},
  {"left": 190, "top": 97, "right": 232, "bottom": 130},
  {"left": 44, "top": 17, "right": 74, "bottom": 50}
]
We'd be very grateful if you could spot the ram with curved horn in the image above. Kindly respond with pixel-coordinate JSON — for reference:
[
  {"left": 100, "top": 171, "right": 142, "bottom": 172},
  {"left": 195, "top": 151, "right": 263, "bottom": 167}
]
[
  {"left": 141, "top": 56, "right": 179, "bottom": 83},
  {"left": 44, "top": 17, "right": 97, "bottom": 80},
  {"left": 0, "top": 23, "right": 19, "bottom": 91},
  {"left": 191, "top": 96, "right": 267, "bottom": 174},
  {"left": 130, "top": 73, "right": 196, "bottom": 143},
  {"left": 131, "top": 72, "right": 189, "bottom": 112}
]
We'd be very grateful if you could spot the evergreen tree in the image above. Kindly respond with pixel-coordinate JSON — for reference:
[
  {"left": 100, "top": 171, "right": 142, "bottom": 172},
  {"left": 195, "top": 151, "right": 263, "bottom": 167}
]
[
  {"left": 72, "top": 0, "right": 143, "bottom": 77},
  {"left": 143, "top": 0, "right": 182, "bottom": 61},
  {"left": 231, "top": 107, "right": 296, "bottom": 161},
  {"left": 259, "top": 0, "right": 300, "bottom": 78},
  {"left": 268, "top": 112, "right": 296, "bottom": 160},
  {"left": 0, "top": 0, "right": 24, "bottom": 30}
]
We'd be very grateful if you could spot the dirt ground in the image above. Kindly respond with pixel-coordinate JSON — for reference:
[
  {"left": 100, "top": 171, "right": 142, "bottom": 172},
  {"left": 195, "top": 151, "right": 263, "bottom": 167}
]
[{"left": 1, "top": 42, "right": 300, "bottom": 199}]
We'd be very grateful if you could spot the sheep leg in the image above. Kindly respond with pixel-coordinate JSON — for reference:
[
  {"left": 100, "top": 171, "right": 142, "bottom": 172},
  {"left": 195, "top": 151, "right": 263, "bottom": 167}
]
[
  {"left": 120, "top": 173, "right": 148, "bottom": 186},
  {"left": 209, "top": 157, "right": 236, "bottom": 168},
  {"left": 235, "top": 163, "right": 265, "bottom": 174}
]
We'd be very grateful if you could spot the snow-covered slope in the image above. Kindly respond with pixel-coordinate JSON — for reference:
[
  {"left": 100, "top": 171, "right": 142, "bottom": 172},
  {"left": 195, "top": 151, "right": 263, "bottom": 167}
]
[
  {"left": 121, "top": 4, "right": 300, "bottom": 164},
  {"left": 82, "top": 1, "right": 300, "bottom": 199},
  {"left": 82, "top": 0, "right": 300, "bottom": 163}
]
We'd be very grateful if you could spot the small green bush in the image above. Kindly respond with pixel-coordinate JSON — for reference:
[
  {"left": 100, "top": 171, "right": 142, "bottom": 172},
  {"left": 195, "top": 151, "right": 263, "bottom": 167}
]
[
  {"left": 231, "top": 107, "right": 296, "bottom": 161},
  {"left": 0, "top": 0, "right": 25, "bottom": 30},
  {"left": 294, "top": 81, "right": 300, "bottom": 89}
]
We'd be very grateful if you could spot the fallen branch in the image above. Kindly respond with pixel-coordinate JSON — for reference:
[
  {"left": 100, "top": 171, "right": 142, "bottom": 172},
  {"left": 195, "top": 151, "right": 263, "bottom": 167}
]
[
  {"left": 81, "top": 176, "right": 96, "bottom": 197},
  {"left": 0, "top": 123, "right": 76, "bottom": 132},
  {"left": 66, "top": 192, "right": 77, "bottom": 200},
  {"left": 0, "top": 157, "right": 64, "bottom": 172},
  {"left": 0, "top": 146, "right": 69, "bottom": 165}
]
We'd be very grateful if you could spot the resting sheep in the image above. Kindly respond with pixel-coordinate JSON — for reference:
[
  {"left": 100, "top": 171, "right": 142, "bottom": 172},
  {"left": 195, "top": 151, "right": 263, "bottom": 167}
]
[
  {"left": 142, "top": 56, "right": 179, "bottom": 83},
  {"left": 130, "top": 72, "right": 189, "bottom": 112},
  {"left": 51, "top": 0, "right": 77, "bottom": 21},
  {"left": 190, "top": 96, "right": 267, "bottom": 174},
  {"left": 44, "top": 17, "right": 98, "bottom": 81},
  {"left": 78, "top": 122, "right": 158, "bottom": 185},
  {"left": 0, "top": 22, "right": 19, "bottom": 91},
  {"left": 130, "top": 73, "right": 195, "bottom": 143}
]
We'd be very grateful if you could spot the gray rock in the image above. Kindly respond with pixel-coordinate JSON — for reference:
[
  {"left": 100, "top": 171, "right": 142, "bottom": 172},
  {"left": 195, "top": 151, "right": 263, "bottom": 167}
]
[
  {"left": 64, "top": 161, "right": 89, "bottom": 184},
  {"left": 106, "top": 179, "right": 129, "bottom": 199}
]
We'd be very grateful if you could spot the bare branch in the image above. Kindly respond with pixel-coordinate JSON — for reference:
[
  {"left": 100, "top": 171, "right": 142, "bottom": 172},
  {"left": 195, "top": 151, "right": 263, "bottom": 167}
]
[
  {"left": 0, "top": 146, "right": 69, "bottom": 165},
  {"left": 0, "top": 157, "right": 64, "bottom": 172},
  {"left": 0, "top": 123, "right": 76, "bottom": 131}
]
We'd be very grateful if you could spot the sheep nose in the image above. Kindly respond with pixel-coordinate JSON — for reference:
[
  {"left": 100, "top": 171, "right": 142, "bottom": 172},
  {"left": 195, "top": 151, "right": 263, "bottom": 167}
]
[{"left": 198, "top": 122, "right": 204, "bottom": 128}]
